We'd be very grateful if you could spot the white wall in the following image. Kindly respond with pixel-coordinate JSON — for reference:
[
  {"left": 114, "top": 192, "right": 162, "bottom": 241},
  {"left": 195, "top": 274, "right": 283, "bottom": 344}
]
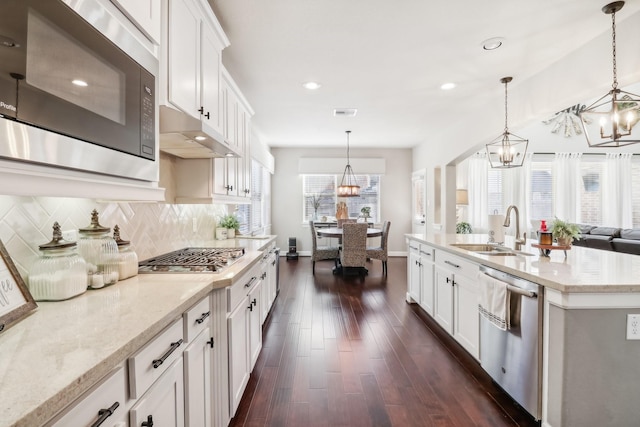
[{"left": 270, "top": 147, "right": 412, "bottom": 256}]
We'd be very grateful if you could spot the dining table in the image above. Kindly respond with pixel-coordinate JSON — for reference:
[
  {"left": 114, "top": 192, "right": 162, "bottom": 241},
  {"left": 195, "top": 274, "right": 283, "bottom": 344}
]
[{"left": 316, "top": 227, "right": 383, "bottom": 238}]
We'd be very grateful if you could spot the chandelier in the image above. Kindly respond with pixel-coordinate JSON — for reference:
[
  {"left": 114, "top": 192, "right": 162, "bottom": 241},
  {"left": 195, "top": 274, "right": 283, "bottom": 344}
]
[
  {"left": 579, "top": 1, "right": 640, "bottom": 147},
  {"left": 337, "top": 130, "right": 360, "bottom": 197},
  {"left": 486, "top": 77, "right": 528, "bottom": 168}
]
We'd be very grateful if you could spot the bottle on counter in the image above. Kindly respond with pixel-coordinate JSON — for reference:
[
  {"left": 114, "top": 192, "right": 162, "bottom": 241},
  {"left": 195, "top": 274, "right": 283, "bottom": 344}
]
[
  {"left": 28, "top": 222, "right": 87, "bottom": 301},
  {"left": 538, "top": 220, "right": 553, "bottom": 245},
  {"left": 113, "top": 225, "right": 138, "bottom": 280},
  {"left": 77, "top": 209, "right": 119, "bottom": 289}
]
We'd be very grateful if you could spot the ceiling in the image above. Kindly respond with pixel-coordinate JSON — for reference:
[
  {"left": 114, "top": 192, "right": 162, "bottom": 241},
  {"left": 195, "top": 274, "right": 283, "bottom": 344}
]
[{"left": 208, "top": 0, "right": 640, "bottom": 150}]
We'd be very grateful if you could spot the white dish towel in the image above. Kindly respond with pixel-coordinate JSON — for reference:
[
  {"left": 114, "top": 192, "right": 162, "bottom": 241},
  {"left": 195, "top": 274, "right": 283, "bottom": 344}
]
[{"left": 477, "top": 271, "right": 510, "bottom": 331}]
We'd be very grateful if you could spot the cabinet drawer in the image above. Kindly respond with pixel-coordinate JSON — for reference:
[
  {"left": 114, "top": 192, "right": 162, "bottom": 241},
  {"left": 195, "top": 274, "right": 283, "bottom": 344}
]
[
  {"left": 436, "top": 251, "right": 478, "bottom": 278},
  {"left": 184, "top": 295, "right": 211, "bottom": 343},
  {"left": 227, "top": 265, "right": 260, "bottom": 312},
  {"left": 46, "top": 366, "right": 127, "bottom": 427},
  {"left": 129, "top": 317, "right": 185, "bottom": 399},
  {"left": 419, "top": 243, "right": 435, "bottom": 260}
]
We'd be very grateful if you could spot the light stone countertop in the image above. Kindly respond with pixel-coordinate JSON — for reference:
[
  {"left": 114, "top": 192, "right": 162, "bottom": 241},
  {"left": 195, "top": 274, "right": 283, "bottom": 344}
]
[
  {"left": 406, "top": 233, "right": 640, "bottom": 293},
  {"left": 0, "top": 237, "right": 276, "bottom": 427}
]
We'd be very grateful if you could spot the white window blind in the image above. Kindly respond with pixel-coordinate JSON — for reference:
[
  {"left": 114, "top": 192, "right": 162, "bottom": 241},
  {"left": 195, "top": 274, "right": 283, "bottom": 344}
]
[
  {"left": 530, "top": 161, "right": 553, "bottom": 221},
  {"left": 251, "top": 159, "right": 263, "bottom": 231},
  {"left": 580, "top": 160, "right": 603, "bottom": 225},
  {"left": 487, "top": 169, "right": 502, "bottom": 215},
  {"left": 302, "top": 174, "right": 381, "bottom": 222}
]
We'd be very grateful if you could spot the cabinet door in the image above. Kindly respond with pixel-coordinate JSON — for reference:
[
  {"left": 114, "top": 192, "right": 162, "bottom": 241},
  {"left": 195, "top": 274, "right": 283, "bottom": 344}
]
[
  {"left": 226, "top": 157, "right": 239, "bottom": 196},
  {"left": 200, "top": 21, "right": 221, "bottom": 133},
  {"left": 111, "top": 0, "right": 161, "bottom": 43},
  {"left": 184, "top": 328, "right": 213, "bottom": 427},
  {"left": 248, "top": 280, "right": 262, "bottom": 370},
  {"left": 434, "top": 266, "right": 454, "bottom": 334},
  {"left": 130, "top": 358, "right": 185, "bottom": 427},
  {"left": 228, "top": 297, "right": 250, "bottom": 416},
  {"left": 213, "top": 158, "right": 228, "bottom": 195},
  {"left": 47, "top": 367, "right": 127, "bottom": 427},
  {"left": 419, "top": 257, "right": 435, "bottom": 316},
  {"left": 453, "top": 274, "right": 480, "bottom": 359},
  {"left": 168, "top": 0, "right": 200, "bottom": 118},
  {"left": 408, "top": 251, "right": 421, "bottom": 303}
]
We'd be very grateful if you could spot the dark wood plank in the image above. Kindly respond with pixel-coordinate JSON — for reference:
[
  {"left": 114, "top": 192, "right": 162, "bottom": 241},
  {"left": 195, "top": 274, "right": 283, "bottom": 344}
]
[{"left": 229, "top": 257, "right": 539, "bottom": 427}]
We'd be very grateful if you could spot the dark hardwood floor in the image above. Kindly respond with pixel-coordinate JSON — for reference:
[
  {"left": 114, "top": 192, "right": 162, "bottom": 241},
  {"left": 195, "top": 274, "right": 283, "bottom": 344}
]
[{"left": 229, "top": 257, "right": 540, "bottom": 427}]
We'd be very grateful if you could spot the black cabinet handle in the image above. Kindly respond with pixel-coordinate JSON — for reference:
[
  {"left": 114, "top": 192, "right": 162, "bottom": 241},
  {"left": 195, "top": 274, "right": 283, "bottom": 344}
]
[
  {"left": 207, "top": 337, "right": 214, "bottom": 348},
  {"left": 195, "top": 311, "right": 210, "bottom": 324},
  {"left": 252, "top": 298, "right": 257, "bottom": 307},
  {"left": 248, "top": 304, "right": 253, "bottom": 312},
  {"left": 271, "top": 260, "right": 276, "bottom": 266},
  {"left": 205, "top": 112, "right": 210, "bottom": 119},
  {"left": 90, "top": 402, "right": 119, "bottom": 427},
  {"left": 444, "top": 260, "right": 460, "bottom": 269},
  {"left": 244, "top": 276, "right": 257, "bottom": 288},
  {"left": 198, "top": 106, "right": 204, "bottom": 114},
  {"left": 142, "top": 415, "right": 154, "bottom": 427},
  {"left": 445, "top": 277, "right": 456, "bottom": 286},
  {"left": 152, "top": 339, "right": 183, "bottom": 369}
]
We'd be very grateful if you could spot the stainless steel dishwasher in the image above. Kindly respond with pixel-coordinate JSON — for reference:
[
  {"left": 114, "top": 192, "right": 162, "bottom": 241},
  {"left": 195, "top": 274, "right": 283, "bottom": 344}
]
[{"left": 478, "top": 265, "right": 543, "bottom": 421}]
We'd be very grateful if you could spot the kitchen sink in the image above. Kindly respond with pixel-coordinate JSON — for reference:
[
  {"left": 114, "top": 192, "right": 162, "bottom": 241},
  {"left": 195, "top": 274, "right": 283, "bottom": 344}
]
[{"left": 450, "top": 243, "right": 533, "bottom": 257}]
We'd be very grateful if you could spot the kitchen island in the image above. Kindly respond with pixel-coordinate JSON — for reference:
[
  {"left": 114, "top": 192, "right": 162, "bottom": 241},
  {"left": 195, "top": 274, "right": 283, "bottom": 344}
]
[
  {"left": 406, "top": 233, "right": 640, "bottom": 427},
  {"left": 0, "top": 236, "right": 276, "bottom": 427}
]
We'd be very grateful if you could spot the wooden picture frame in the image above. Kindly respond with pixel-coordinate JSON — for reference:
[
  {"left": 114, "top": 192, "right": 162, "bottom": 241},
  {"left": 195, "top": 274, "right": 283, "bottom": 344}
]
[{"left": 0, "top": 239, "right": 37, "bottom": 333}]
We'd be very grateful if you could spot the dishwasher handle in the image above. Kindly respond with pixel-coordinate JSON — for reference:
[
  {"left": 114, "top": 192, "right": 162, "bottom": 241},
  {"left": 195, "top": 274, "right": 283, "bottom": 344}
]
[{"left": 480, "top": 271, "right": 537, "bottom": 298}]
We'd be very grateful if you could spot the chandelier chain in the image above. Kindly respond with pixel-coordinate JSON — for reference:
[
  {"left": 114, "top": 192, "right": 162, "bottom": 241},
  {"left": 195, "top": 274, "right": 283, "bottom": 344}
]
[
  {"left": 611, "top": 9, "right": 618, "bottom": 89},
  {"left": 504, "top": 79, "right": 509, "bottom": 133}
]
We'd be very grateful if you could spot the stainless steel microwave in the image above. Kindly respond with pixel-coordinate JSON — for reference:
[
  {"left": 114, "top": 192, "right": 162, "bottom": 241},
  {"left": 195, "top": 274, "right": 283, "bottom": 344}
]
[{"left": 0, "top": 0, "right": 158, "bottom": 182}]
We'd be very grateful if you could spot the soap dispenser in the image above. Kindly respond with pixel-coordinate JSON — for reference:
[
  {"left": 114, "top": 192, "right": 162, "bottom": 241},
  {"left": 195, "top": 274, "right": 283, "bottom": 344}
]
[{"left": 538, "top": 220, "right": 553, "bottom": 245}]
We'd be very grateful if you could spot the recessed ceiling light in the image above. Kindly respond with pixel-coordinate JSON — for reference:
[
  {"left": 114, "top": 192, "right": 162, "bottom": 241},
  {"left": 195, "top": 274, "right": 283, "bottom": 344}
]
[
  {"left": 302, "top": 81, "right": 322, "bottom": 90},
  {"left": 482, "top": 37, "right": 504, "bottom": 51},
  {"left": 441, "top": 82, "right": 456, "bottom": 90},
  {"left": 72, "top": 79, "right": 88, "bottom": 87}
]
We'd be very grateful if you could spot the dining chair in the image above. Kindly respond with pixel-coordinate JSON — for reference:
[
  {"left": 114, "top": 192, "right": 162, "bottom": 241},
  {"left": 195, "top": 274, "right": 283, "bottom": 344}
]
[
  {"left": 367, "top": 221, "right": 391, "bottom": 275},
  {"left": 309, "top": 220, "right": 339, "bottom": 275},
  {"left": 337, "top": 218, "right": 357, "bottom": 228},
  {"left": 339, "top": 222, "right": 368, "bottom": 276}
]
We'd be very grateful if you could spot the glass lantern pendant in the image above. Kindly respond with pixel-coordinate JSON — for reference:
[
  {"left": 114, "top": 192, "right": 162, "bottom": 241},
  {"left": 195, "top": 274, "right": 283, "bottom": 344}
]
[{"left": 337, "top": 130, "right": 360, "bottom": 197}]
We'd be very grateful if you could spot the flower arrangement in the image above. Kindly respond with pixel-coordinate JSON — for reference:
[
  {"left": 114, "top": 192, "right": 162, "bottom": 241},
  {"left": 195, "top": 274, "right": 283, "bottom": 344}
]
[
  {"left": 308, "top": 194, "right": 327, "bottom": 219},
  {"left": 360, "top": 206, "right": 371, "bottom": 218},
  {"left": 550, "top": 217, "right": 580, "bottom": 245}
]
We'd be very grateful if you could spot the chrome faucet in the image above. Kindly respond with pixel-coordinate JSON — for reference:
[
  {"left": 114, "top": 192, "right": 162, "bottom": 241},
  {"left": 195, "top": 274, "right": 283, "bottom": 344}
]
[{"left": 504, "top": 205, "right": 526, "bottom": 249}]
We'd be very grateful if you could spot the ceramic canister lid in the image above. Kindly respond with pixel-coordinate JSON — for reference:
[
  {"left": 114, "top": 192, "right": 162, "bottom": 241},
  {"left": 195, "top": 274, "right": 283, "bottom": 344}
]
[
  {"left": 79, "top": 209, "right": 111, "bottom": 234},
  {"left": 39, "top": 222, "right": 76, "bottom": 250}
]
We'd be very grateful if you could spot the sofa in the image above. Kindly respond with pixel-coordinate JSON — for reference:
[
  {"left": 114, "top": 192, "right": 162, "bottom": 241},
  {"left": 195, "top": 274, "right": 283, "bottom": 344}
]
[{"left": 572, "top": 225, "right": 640, "bottom": 255}]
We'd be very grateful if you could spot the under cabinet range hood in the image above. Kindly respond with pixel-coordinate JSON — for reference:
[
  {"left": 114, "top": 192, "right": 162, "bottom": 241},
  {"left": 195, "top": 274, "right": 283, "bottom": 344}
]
[{"left": 159, "top": 106, "right": 240, "bottom": 159}]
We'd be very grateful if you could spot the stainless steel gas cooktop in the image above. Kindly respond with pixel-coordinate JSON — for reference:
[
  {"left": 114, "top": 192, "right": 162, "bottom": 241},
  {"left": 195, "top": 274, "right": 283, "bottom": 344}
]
[{"left": 138, "top": 247, "right": 245, "bottom": 273}]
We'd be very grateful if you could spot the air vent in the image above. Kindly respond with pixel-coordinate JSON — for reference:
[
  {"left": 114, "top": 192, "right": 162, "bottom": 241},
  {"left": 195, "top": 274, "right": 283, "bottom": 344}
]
[{"left": 333, "top": 108, "right": 357, "bottom": 117}]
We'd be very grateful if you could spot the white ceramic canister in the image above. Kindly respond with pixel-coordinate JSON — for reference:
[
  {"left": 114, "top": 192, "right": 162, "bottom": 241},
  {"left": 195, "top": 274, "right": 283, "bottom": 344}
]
[
  {"left": 216, "top": 227, "right": 228, "bottom": 240},
  {"left": 77, "top": 209, "right": 119, "bottom": 289},
  {"left": 29, "top": 222, "right": 87, "bottom": 301},
  {"left": 113, "top": 225, "right": 139, "bottom": 280}
]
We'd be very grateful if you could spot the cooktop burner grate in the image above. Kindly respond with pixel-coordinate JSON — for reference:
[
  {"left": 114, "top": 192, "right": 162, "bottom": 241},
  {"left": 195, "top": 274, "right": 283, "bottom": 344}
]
[{"left": 138, "top": 247, "right": 245, "bottom": 273}]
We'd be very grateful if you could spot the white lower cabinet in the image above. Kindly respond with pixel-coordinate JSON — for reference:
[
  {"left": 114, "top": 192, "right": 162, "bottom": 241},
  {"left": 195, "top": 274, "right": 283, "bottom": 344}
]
[
  {"left": 408, "top": 238, "right": 480, "bottom": 361},
  {"left": 183, "top": 327, "right": 213, "bottom": 427},
  {"left": 434, "top": 249, "right": 480, "bottom": 359},
  {"left": 130, "top": 358, "right": 185, "bottom": 427},
  {"left": 227, "top": 265, "right": 263, "bottom": 417},
  {"left": 46, "top": 366, "right": 127, "bottom": 427}
]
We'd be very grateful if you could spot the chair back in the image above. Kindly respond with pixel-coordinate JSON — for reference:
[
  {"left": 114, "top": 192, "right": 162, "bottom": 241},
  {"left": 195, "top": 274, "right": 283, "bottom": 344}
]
[
  {"left": 381, "top": 221, "right": 391, "bottom": 250},
  {"left": 337, "top": 218, "right": 357, "bottom": 228},
  {"left": 309, "top": 220, "right": 318, "bottom": 251},
  {"left": 341, "top": 222, "right": 368, "bottom": 267}
]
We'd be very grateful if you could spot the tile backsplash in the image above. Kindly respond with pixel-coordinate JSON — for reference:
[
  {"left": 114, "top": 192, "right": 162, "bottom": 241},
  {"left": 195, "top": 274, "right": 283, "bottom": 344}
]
[{"left": 0, "top": 195, "right": 227, "bottom": 279}]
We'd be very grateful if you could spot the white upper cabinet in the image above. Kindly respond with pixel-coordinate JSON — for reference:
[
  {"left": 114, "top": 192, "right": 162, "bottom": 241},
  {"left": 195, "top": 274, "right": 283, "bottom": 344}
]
[
  {"left": 161, "top": 0, "right": 228, "bottom": 133},
  {"left": 111, "top": 0, "right": 161, "bottom": 44}
]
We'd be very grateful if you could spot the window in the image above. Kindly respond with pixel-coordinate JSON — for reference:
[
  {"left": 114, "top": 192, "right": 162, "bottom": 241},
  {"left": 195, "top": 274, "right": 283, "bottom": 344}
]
[
  {"left": 487, "top": 169, "right": 502, "bottom": 215},
  {"left": 237, "top": 159, "right": 271, "bottom": 235},
  {"left": 530, "top": 161, "right": 553, "bottom": 221},
  {"left": 302, "top": 174, "right": 381, "bottom": 222},
  {"left": 580, "top": 160, "right": 602, "bottom": 225}
]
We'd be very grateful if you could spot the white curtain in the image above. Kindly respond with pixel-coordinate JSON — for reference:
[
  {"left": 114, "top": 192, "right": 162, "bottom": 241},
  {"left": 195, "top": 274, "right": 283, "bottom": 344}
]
[
  {"left": 602, "top": 153, "right": 632, "bottom": 228},
  {"left": 467, "top": 152, "right": 489, "bottom": 232},
  {"left": 553, "top": 153, "right": 581, "bottom": 222},
  {"left": 502, "top": 152, "right": 533, "bottom": 236}
]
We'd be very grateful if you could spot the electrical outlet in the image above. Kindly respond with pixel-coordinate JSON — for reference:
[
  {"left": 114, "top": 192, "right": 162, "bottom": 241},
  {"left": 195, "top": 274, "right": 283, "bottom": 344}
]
[
  {"left": 62, "top": 229, "right": 77, "bottom": 242},
  {"left": 626, "top": 314, "right": 640, "bottom": 340},
  {"left": 192, "top": 218, "right": 197, "bottom": 232}
]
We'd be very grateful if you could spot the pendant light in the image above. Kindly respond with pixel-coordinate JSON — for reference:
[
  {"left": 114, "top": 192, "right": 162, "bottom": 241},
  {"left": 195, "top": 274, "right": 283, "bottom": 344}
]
[
  {"left": 337, "top": 130, "right": 360, "bottom": 197},
  {"left": 485, "top": 77, "right": 528, "bottom": 168},
  {"left": 579, "top": 1, "right": 640, "bottom": 147}
]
